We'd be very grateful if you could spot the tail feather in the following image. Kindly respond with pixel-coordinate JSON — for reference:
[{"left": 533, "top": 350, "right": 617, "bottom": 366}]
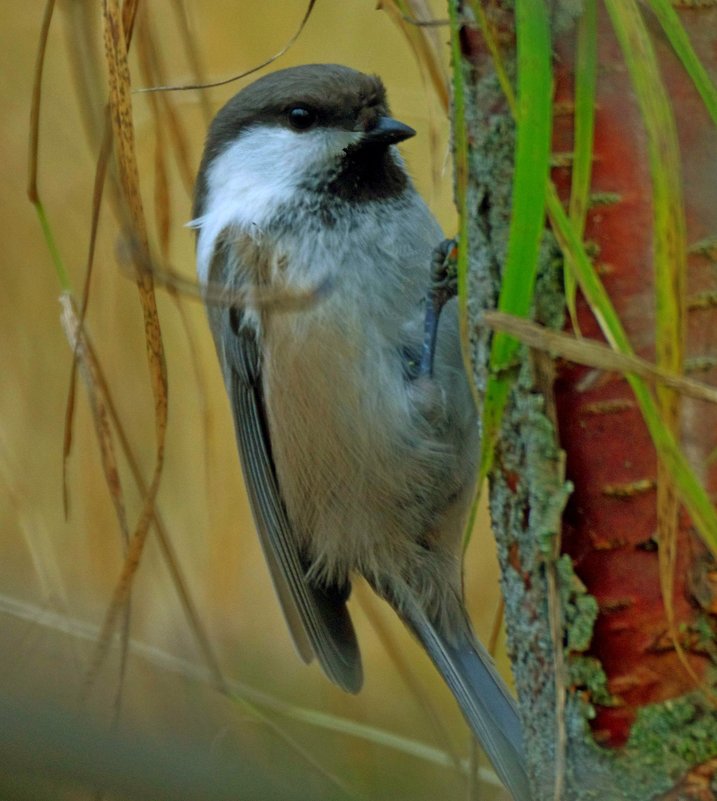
[{"left": 401, "top": 601, "right": 531, "bottom": 801}]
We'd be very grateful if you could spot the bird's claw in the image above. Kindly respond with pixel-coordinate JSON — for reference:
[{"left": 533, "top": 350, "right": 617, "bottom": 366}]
[
  {"left": 429, "top": 238, "right": 459, "bottom": 303},
  {"left": 419, "top": 238, "right": 459, "bottom": 379}
]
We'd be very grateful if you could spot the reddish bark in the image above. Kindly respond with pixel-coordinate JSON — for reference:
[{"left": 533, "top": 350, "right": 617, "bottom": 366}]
[{"left": 552, "top": 6, "right": 717, "bottom": 747}]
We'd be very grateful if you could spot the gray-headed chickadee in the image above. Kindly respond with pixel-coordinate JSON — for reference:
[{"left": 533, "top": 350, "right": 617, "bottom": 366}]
[{"left": 191, "top": 64, "right": 529, "bottom": 800}]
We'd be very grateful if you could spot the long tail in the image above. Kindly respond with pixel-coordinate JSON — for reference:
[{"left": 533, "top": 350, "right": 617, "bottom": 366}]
[{"left": 401, "top": 601, "right": 531, "bottom": 801}]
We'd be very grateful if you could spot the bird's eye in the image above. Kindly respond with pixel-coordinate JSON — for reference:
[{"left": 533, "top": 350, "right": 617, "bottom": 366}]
[{"left": 287, "top": 106, "right": 317, "bottom": 131}]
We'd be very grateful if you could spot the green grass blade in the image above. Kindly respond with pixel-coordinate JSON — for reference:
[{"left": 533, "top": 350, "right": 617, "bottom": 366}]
[
  {"left": 605, "top": 0, "right": 687, "bottom": 375},
  {"left": 547, "top": 184, "right": 717, "bottom": 554},
  {"left": 28, "top": 0, "right": 72, "bottom": 292},
  {"left": 566, "top": 0, "right": 597, "bottom": 331},
  {"left": 33, "top": 199, "right": 72, "bottom": 292},
  {"left": 605, "top": 0, "right": 688, "bottom": 601},
  {"left": 647, "top": 0, "right": 717, "bottom": 127},
  {"left": 478, "top": 0, "right": 553, "bottom": 482},
  {"left": 489, "top": 0, "right": 552, "bottom": 370}
]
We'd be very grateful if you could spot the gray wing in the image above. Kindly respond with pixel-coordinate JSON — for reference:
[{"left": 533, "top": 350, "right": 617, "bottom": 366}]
[{"left": 206, "top": 246, "right": 362, "bottom": 694}]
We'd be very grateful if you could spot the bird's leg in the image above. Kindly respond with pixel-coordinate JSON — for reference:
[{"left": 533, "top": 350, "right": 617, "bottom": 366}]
[{"left": 418, "top": 238, "right": 459, "bottom": 379}]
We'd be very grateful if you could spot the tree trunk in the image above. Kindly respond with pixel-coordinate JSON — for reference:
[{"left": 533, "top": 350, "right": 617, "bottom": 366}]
[{"left": 452, "top": 2, "right": 717, "bottom": 798}]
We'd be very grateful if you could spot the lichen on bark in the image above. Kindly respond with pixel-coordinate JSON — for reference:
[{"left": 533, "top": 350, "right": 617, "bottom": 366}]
[{"left": 455, "top": 13, "right": 579, "bottom": 792}]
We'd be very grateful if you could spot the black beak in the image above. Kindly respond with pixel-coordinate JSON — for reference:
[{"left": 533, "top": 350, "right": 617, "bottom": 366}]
[{"left": 363, "top": 116, "right": 416, "bottom": 145}]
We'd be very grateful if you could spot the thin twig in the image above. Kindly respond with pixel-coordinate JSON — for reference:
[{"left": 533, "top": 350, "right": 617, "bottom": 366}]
[{"left": 134, "top": 0, "right": 317, "bottom": 94}]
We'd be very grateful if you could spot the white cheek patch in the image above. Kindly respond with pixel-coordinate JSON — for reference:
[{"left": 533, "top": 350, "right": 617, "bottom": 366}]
[{"left": 190, "top": 125, "right": 360, "bottom": 285}]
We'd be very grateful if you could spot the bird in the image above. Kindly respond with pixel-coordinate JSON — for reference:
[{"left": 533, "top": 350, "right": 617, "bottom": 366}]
[{"left": 190, "top": 63, "right": 530, "bottom": 800}]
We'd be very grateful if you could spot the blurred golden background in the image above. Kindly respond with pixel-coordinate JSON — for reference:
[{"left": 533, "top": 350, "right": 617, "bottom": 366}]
[{"left": 1, "top": 2, "right": 509, "bottom": 798}]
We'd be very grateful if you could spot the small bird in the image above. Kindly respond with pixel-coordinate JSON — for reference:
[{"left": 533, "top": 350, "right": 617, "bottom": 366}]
[{"left": 191, "top": 64, "right": 530, "bottom": 800}]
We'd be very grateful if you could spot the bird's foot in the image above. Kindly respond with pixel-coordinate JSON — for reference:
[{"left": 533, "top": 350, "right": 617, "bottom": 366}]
[{"left": 419, "top": 238, "right": 459, "bottom": 378}]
